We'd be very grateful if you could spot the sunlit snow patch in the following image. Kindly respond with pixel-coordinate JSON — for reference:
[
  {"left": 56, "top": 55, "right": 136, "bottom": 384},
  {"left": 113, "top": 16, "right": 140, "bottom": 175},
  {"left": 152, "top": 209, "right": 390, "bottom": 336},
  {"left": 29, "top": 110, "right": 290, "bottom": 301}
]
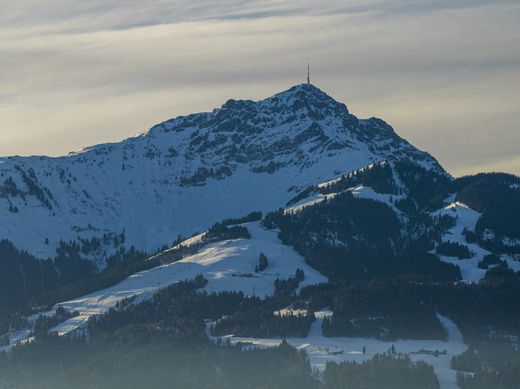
[{"left": 2, "top": 222, "right": 327, "bottom": 350}]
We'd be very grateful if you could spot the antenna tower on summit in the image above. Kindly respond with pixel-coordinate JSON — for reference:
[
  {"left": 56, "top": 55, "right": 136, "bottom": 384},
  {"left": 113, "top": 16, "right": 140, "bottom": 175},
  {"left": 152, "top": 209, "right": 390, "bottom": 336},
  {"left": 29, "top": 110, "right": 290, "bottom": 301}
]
[{"left": 307, "top": 63, "right": 310, "bottom": 84}]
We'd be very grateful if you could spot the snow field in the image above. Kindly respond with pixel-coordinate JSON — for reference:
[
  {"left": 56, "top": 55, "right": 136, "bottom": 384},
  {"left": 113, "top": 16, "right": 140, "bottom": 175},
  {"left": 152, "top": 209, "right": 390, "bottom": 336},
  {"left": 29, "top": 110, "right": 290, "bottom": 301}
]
[
  {"left": 436, "top": 202, "right": 520, "bottom": 282},
  {"left": 208, "top": 311, "right": 468, "bottom": 389}
]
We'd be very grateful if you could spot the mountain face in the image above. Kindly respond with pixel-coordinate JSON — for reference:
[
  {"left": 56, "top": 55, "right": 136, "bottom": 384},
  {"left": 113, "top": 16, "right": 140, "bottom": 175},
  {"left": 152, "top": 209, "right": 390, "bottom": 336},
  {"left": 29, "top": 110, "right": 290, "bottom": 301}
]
[
  {"left": 278, "top": 161, "right": 520, "bottom": 283},
  {"left": 0, "top": 84, "right": 444, "bottom": 264},
  {"left": 2, "top": 85, "right": 520, "bottom": 389}
]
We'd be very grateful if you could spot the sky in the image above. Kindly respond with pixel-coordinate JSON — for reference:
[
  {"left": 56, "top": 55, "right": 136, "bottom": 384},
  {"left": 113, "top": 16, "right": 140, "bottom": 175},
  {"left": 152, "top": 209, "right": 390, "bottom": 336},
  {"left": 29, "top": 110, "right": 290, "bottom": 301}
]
[{"left": 1, "top": 0, "right": 519, "bottom": 177}]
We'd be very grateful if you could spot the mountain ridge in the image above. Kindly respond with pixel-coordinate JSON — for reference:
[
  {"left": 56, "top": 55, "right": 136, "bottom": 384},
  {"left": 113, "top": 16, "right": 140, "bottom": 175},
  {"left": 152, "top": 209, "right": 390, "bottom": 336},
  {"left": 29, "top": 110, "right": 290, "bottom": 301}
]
[{"left": 0, "top": 83, "right": 445, "bottom": 263}]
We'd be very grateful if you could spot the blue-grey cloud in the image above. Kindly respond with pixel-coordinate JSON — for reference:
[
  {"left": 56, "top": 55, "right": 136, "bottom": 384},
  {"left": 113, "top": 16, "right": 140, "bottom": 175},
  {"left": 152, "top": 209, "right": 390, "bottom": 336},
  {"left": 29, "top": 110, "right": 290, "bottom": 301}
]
[{"left": 3, "top": 0, "right": 517, "bottom": 32}]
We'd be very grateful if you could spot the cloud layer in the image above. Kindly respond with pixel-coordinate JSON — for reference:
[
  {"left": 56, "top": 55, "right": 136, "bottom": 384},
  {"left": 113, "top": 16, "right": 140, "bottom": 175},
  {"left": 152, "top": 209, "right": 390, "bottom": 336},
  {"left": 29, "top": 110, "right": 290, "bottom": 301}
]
[{"left": 1, "top": 0, "right": 519, "bottom": 176}]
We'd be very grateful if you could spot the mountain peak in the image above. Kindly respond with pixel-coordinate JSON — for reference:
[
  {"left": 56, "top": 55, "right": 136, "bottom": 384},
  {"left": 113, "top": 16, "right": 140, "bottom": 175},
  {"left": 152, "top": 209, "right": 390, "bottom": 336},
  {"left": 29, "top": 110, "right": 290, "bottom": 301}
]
[
  {"left": 218, "top": 83, "right": 348, "bottom": 117},
  {"left": 277, "top": 82, "right": 323, "bottom": 95},
  {"left": 266, "top": 83, "right": 349, "bottom": 115}
]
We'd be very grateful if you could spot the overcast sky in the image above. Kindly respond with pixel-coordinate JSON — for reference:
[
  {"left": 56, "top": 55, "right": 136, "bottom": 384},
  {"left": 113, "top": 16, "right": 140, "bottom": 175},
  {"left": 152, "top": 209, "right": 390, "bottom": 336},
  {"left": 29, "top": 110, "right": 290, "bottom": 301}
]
[{"left": 1, "top": 0, "right": 519, "bottom": 176}]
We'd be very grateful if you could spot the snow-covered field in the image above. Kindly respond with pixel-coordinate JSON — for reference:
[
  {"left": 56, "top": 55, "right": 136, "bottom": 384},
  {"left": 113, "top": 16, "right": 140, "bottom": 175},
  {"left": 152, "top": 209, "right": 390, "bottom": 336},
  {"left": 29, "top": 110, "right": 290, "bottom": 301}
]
[
  {"left": 436, "top": 201, "right": 520, "bottom": 282},
  {"left": 1, "top": 222, "right": 327, "bottom": 349},
  {"left": 209, "top": 311, "right": 468, "bottom": 389}
]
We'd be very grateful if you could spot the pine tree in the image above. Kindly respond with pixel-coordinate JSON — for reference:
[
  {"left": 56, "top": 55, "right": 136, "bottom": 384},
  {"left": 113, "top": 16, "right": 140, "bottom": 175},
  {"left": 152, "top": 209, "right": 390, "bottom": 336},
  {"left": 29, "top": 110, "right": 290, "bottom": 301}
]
[{"left": 256, "top": 253, "right": 269, "bottom": 272}]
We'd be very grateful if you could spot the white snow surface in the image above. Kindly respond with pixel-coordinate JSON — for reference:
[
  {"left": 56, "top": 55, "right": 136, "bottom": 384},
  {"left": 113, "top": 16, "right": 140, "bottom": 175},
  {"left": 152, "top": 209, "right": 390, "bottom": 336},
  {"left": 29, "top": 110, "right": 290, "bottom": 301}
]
[
  {"left": 284, "top": 193, "right": 338, "bottom": 214},
  {"left": 436, "top": 201, "right": 520, "bottom": 282},
  {"left": 0, "top": 84, "right": 443, "bottom": 263},
  {"left": 209, "top": 311, "right": 468, "bottom": 389},
  {"left": 286, "top": 183, "right": 404, "bottom": 218},
  {"left": 436, "top": 202, "right": 488, "bottom": 282},
  {"left": 349, "top": 184, "right": 405, "bottom": 213},
  {"left": 1, "top": 222, "right": 327, "bottom": 348}
]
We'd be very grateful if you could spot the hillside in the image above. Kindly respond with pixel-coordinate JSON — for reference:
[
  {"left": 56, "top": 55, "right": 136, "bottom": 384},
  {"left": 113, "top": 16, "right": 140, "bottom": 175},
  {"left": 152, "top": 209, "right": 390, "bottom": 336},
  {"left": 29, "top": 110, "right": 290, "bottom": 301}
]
[{"left": 0, "top": 84, "right": 444, "bottom": 265}]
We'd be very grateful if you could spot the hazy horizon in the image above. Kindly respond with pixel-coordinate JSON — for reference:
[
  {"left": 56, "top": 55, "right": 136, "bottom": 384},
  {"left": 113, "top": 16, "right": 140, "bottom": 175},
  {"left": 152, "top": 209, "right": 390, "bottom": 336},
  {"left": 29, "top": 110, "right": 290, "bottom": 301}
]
[{"left": 1, "top": 0, "right": 519, "bottom": 177}]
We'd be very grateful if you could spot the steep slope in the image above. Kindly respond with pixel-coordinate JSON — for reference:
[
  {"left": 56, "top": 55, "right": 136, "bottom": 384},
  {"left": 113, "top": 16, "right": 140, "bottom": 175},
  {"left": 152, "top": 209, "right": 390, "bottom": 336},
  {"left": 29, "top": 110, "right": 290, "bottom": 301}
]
[{"left": 0, "top": 84, "right": 444, "bottom": 264}]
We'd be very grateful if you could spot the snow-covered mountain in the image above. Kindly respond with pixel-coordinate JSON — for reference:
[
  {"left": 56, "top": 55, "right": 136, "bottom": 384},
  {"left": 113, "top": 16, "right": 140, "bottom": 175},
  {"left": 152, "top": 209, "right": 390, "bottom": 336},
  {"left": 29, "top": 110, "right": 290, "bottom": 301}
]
[
  {"left": 284, "top": 160, "right": 520, "bottom": 283},
  {"left": 0, "top": 84, "right": 444, "bottom": 264}
]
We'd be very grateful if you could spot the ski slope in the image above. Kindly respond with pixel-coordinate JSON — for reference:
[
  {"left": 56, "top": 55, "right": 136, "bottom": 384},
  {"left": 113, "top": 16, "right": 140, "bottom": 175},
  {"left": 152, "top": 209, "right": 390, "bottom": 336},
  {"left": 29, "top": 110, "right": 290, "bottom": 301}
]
[
  {"left": 2, "top": 222, "right": 327, "bottom": 347},
  {"left": 436, "top": 201, "right": 520, "bottom": 282}
]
